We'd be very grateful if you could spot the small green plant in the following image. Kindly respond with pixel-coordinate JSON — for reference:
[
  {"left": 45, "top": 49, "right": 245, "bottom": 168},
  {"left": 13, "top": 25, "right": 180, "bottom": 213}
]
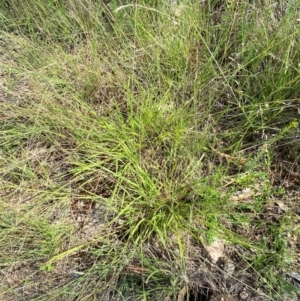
[{"left": 0, "top": 1, "right": 299, "bottom": 300}]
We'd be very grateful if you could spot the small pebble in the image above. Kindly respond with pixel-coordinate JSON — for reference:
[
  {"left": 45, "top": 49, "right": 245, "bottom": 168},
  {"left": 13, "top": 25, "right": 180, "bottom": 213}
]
[
  {"left": 239, "top": 290, "right": 249, "bottom": 300},
  {"left": 209, "top": 293, "right": 235, "bottom": 301},
  {"left": 223, "top": 261, "right": 235, "bottom": 276},
  {"left": 282, "top": 294, "right": 297, "bottom": 301}
]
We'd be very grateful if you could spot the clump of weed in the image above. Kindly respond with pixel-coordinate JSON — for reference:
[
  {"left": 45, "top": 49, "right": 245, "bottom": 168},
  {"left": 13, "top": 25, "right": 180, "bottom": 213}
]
[{"left": 1, "top": 1, "right": 299, "bottom": 300}]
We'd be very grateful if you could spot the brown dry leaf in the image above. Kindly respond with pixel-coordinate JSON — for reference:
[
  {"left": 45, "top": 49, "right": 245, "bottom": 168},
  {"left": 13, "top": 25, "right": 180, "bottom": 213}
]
[
  {"left": 203, "top": 238, "right": 226, "bottom": 264},
  {"left": 177, "top": 286, "right": 187, "bottom": 301},
  {"left": 229, "top": 192, "right": 253, "bottom": 202},
  {"left": 211, "top": 147, "right": 248, "bottom": 166},
  {"left": 275, "top": 200, "right": 289, "bottom": 212}
]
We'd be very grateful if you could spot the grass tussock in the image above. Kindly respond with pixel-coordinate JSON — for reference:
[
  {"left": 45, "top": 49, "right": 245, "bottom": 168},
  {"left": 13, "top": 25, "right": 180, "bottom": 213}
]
[{"left": 0, "top": 0, "right": 300, "bottom": 300}]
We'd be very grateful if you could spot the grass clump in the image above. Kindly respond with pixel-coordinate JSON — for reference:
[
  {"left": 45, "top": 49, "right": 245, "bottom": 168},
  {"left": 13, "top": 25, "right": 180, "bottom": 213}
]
[{"left": 0, "top": 0, "right": 300, "bottom": 300}]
